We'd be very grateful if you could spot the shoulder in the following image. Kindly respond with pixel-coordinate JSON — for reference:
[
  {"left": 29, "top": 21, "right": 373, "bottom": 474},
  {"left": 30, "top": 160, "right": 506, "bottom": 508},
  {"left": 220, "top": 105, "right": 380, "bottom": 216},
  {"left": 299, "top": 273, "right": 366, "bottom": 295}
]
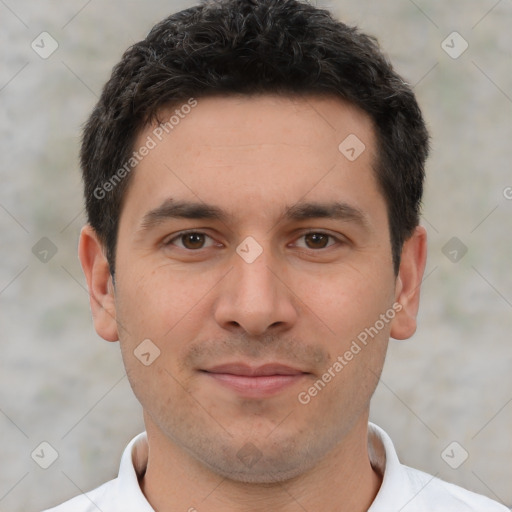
[
  {"left": 400, "top": 464, "right": 509, "bottom": 511},
  {"left": 39, "top": 432, "right": 150, "bottom": 512},
  {"left": 40, "top": 479, "right": 115, "bottom": 512},
  {"left": 368, "top": 423, "right": 508, "bottom": 512}
]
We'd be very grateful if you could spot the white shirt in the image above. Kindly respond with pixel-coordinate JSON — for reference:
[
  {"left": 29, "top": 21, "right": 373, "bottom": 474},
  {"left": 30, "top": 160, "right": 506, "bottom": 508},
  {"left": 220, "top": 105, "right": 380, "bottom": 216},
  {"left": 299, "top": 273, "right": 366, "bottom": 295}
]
[{"left": 42, "top": 423, "right": 508, "bottom": 511}]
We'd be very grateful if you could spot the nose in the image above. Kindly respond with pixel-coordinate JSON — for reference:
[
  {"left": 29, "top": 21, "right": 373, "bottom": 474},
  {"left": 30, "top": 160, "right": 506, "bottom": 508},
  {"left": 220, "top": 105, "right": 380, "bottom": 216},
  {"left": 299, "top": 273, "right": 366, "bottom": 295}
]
[{"left": 213, "top": 243, "right": 299, "bottom": 336}]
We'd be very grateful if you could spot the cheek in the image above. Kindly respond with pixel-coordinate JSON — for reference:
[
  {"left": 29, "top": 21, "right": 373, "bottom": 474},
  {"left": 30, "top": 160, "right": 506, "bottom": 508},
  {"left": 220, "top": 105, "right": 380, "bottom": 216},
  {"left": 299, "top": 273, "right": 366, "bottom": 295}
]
[
  {"left": 113, "top": 264, "right": 220, "bottom": 398},
  {"left": 123, "top": 352, "right": 195, "bottom": 430},
  {"left": 114, "top": 262, "right": 216, "bottom": 340},
  {"left": 297, "top": 266, "right": 394, "bottom": 339}
]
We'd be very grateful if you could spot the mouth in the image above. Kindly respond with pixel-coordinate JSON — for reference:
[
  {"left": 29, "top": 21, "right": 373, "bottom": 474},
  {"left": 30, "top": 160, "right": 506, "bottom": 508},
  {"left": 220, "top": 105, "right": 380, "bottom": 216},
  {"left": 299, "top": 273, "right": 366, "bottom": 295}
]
[{"left": 200, "top": 363, "right": 310, "bottom": 398}]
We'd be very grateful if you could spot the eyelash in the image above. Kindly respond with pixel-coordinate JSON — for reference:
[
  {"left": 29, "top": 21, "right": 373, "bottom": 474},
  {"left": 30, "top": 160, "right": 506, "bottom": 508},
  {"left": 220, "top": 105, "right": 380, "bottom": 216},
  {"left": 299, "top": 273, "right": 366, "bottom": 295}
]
[{"left": 164, "top": 230, "right": 343, "bottom": 251}]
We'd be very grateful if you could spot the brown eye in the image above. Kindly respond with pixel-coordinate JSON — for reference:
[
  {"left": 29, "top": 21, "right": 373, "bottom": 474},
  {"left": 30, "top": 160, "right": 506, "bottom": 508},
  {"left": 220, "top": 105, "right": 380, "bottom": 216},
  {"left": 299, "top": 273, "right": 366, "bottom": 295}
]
[
  {"left": 166, "top": 231, "right": 216, "bottom": 250},
  {"left": 180, "top": 233, "right": 206, "bottom": 249},
  {"left": 304, "top": 232, "right": 331, "bottom": 249}
]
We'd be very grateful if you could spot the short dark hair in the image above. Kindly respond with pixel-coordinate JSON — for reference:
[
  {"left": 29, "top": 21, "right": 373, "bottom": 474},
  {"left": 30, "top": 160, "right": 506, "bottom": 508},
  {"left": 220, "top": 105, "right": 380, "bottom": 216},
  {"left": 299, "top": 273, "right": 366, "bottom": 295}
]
[{"left": 81, "top": 0, "right": 429, "bottom": 275}]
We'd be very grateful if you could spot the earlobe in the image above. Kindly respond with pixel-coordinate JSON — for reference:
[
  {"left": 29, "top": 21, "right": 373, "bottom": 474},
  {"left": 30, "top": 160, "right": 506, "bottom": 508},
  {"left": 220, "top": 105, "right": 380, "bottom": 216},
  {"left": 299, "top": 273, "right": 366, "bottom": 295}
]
[
  {"left": 390, "top": 225, "right": 427, "bottom": 340},
  {"left": 78, "top": 225, "right": 119, "bottom": 342}
]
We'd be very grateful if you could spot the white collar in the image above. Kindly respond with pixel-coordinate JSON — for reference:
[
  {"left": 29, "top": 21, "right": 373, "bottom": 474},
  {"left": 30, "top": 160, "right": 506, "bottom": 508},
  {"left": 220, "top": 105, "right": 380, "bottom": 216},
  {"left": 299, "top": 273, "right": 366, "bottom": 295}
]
[
  {"left": 110, "top": 423, "right": 503, "bottom": 511},
  {"left": 116, "top": 423, "right": 398, "bottom": 509}
]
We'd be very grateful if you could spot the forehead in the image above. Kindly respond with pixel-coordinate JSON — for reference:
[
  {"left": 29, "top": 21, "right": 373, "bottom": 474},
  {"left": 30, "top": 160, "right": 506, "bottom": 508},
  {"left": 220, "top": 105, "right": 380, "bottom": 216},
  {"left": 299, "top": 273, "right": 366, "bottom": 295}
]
[
  {"left": 120, "top": 94, "right": 383, "bottom": 228},
  {"left": 150, "top": 93, "right": 375, "bottom": 158}
]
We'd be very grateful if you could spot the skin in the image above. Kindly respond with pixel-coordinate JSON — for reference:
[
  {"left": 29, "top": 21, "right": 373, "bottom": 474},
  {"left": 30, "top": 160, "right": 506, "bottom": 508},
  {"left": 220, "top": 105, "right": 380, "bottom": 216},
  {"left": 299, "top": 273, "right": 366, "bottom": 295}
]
[{"left": 79, "top": 94, "right": 427, "bottom": 512}]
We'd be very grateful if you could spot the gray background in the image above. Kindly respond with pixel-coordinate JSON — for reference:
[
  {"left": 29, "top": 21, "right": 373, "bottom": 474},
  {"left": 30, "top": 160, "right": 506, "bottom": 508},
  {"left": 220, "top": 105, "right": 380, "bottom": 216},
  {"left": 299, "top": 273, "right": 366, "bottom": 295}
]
[{"left": 1, "top": 0, "right": 511, "bottom": 510}]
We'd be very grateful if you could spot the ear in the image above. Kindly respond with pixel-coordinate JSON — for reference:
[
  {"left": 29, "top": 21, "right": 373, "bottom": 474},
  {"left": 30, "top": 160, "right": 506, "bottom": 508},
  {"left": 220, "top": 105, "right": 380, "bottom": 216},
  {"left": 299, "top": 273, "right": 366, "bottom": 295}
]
[
  {"left": 390, "top": 225, "right": 427, "bottom": 340},
  {"left": 78, "top": 225, "right": 119, "bottom": 342}
]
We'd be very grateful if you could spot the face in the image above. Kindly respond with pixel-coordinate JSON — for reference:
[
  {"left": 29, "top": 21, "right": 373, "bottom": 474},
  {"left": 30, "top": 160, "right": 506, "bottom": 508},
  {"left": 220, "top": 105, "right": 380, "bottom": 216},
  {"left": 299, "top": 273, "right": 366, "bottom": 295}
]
[{"left": 81, "top": 94, "right": 423, "bottom": 483}]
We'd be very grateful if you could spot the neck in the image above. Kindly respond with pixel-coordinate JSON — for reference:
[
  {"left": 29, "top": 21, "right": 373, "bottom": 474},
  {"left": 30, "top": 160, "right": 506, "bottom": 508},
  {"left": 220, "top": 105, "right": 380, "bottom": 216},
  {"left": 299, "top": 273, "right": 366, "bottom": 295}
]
[{"left": 140, "top": 413, "right": 381, "bottom": 512}]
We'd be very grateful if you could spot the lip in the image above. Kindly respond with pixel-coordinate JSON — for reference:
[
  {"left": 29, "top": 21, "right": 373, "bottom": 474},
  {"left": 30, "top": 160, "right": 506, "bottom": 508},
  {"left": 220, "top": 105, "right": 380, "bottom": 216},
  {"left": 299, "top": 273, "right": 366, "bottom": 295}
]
[
  {"left": 201, "top": 363, "right": 309, "bottom": 398},
  {"left": 204, "top": 363, "right": 305, "bottom": 376}
]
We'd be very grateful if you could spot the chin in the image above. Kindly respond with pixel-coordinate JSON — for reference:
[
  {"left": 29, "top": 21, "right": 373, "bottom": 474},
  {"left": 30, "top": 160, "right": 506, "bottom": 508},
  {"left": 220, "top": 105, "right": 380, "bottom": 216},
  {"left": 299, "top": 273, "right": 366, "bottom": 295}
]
[
  {"left": 187, "top": 437, "right": 319, "bottom": 485},
  {"left": 204, "top": 455, "right": 311, "bottom": 485}
]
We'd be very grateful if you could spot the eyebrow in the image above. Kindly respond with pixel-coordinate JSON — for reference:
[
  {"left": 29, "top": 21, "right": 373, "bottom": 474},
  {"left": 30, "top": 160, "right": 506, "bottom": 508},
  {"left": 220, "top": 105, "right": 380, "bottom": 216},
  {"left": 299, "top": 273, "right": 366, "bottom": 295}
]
[
  {"left": 283, "top": 201, "right": 368, "bottom": 226},
  {"left": 139, "top": 198, "right": 369, "bottom": 231},
  {"left": 139, "top": 199, "right": 229, "bottom": 230}
]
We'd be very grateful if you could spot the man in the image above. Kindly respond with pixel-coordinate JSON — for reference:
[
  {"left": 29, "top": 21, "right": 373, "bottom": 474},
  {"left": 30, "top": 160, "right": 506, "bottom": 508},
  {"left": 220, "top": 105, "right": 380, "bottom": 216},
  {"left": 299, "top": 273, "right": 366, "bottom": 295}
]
[{"left": 43, "top": 0, "right": 507, "bottom": 510}]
